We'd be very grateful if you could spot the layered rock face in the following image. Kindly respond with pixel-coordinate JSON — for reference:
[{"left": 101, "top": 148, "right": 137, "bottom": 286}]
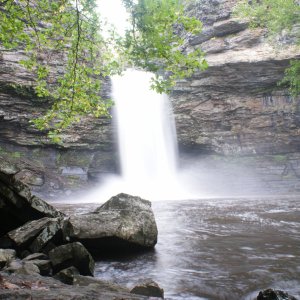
[
  {"left": 172, "top": 0, "right": 300, "bottom": 156},
  {"left": 0, "top": 48, "right": 114, "bottom": 150},
  {"left": 0, "top": 48, "right": 118, "bottom": 198}
]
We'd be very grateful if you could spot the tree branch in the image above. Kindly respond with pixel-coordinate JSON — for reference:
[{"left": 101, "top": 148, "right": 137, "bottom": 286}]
[
  {"left": 25, "top": 0, "right": 41, "bottom": 49},
  {"left": 70, "top": 0, "right": 82, "bottom": 114}
]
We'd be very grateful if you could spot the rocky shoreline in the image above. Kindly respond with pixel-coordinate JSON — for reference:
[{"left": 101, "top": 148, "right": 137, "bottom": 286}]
[
  {"left": 0, "top": 157, "right": 165, "bottom": 299},
  {"left": 0, "top": 157, "right": 298, "bottom": 300}
]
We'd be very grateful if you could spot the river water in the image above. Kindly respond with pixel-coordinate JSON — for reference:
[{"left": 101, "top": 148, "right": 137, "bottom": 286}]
[{"left": 88, "top": 196, "right": 300, "bottom": 300}]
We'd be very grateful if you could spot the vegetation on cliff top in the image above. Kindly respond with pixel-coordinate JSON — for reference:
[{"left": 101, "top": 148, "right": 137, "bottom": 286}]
[
  {"left": 0, "top": 0, "right": 205, "bottom": 140},
  {"left": 121, "top": 0, "right": 207, "bottom": 93},
  {"left": 234, "top": 0, "right": 300, "bottom": 97}
]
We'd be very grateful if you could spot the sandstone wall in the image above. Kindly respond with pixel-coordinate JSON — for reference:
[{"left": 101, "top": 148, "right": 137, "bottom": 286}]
[
  {"left": 0, "top": 48, "right": 114, "bottom": 150},
  {"left": 0, "top": 48, "right": 118, "bottom": 198},
  {"left": 172, "top": 0, "right": 300, "bottom": 155}
]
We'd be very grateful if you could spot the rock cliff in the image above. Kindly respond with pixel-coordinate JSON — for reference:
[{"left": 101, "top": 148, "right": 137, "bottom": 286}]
[
  {"left": 172, "top": 0, "right": 300, "bottom": 156},
  {"left": 0, "top": 48, "right": 118, "bottom": 198},
  {"left": 0, "top": 48, "right": 114, "bottom": 150},
  {"left": 1, "top": 0, "right": 300, "bottom": 197}
]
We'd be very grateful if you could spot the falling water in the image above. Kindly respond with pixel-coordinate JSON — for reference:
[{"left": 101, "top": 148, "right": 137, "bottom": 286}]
[
  {"left": 112, "top": 69, "right": 186, "bottom": 199},
  {"left": 87, "top": 69, "right": 193, "bottom": 201},
  {"left": 114, "top": 70, "right": 178, "bottom": 185}
]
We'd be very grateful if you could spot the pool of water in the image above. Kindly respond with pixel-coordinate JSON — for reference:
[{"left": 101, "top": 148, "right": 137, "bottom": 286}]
[{"left": 55, "top": 196, "right": 300, "bottom": 300}]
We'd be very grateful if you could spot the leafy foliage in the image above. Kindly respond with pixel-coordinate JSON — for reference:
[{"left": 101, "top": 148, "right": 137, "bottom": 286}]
[
  {"left": 121, "top": 0, "right": 208, "bottom": 93},
  {"left": 0, "top": 0, "right": 205, "bottom": 140},
  {"left": 234, "top": 0, "right": 300, "bottom": 96},
  {"left": 0, "top": 0, "right": 119, "bottom": 139},
  {"left": 234, "top": 0, "right": 299, "bottom": 35},
  {"left": 282, "top": 60, "right": 300, "bottom": 97}
]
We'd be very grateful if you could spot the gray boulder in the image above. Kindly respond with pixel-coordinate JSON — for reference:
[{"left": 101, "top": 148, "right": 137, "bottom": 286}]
[
  {"left": 23, "top": 252, "right": 48, "bottom": 261},
  {"left": 54, "top": 266, "right": 80, "bottom": 285},
  {"left": 49, "top": 242, "right": 95, "bottom": 276},
  {"left": 5, "top": 260, "right": 40, "bottom": 275},
  {"left": 6, "top": 217, "right": 64, "bottom": 253},
  {"left": 0, "top": 249, "right": 16, "bottom": 269},
  {"left": 130, "top": 279, "right": 164, "bottom": 298},
  {"left": 66, "top": 193, "right": 158, "bottom": 254},
  {"left": 0, "top": 157, "right": 64, "bottom": 236},
  {"left": 25, "top": 259, "right": 52, "bottom": 276}
]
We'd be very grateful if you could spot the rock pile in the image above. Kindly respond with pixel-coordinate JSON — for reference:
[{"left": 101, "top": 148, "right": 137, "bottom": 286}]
[{"left": 0, "top": 159, "right": 162, "bottom": 298}]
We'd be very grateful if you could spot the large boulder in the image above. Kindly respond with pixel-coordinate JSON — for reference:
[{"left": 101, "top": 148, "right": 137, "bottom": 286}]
[
  {"left": 65, "top": 193, "right": 158, "bottom": 254},
  {"left": 49, "top": 242, "right": 95, "bottom": 276},
  {"left": 0, "top": 157, "right": 65, "bottom": 236}
]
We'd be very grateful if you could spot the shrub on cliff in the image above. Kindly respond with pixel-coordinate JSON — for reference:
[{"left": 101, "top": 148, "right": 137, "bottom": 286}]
[{"left": 234, "top": 0, "right": 300, "bottom": 96}]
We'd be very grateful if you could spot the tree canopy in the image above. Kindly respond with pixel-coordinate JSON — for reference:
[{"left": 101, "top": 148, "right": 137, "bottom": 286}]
[
  {"left": 121, "top": 0, "right": 207, "bottom": 93},
  {"left": 234, "top": 0, "right": 300, "bottom": 96},
  {"left": 0, "top": 0, "right": 206, "bottom": 140}
]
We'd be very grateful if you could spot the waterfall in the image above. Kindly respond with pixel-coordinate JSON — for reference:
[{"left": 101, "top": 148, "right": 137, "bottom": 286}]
[
  {"left": 110, "top": 69, "right": 188, "bottom": 200},
  {"left": 113, "top": 70, "right": 178, "bottom": 186},
  {"left": 80, "top": 69, "right": 193, "bottom": 201}
]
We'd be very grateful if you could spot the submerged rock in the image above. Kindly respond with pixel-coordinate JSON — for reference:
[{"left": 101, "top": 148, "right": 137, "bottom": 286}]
[
  {"left": 257, "top": 289, "right": 298, "bottom": 300},
  {"left": 65, "top": 193, "right": 158, "bottom": 254}
]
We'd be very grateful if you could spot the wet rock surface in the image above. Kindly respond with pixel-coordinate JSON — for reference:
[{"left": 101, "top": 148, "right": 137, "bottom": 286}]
[
  {"left": 0, "top": 46, "right": 117, "bottom": 200},
  {"left": 0, "top": 272, "right": 150, "bottom": 299},
  {"left": 65, "top": 193, "right": 158, "bottom": 254},
  {"left": 0, "top": 142, "right": 118, "bottom": 201},
  {"left": 5, "top": 217, "right": 65, "bottom": 254},
  {"left": 0, "top": 162, "right": 162, "bottom": 299},
  {"left": 0, "top": 47, "right": 113, "bottom": 150},
  {"left": 257, "top": 289, "right": 298, "bottom": 300},
  {"left": 49, "top": 242, "right": 95, "bottom": 276},
  {"left": 130, "top": 279, "right": 164, "bottom": 299},
  {"left": 0, "top": 249, "right": 16, "bottom": 270}
]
